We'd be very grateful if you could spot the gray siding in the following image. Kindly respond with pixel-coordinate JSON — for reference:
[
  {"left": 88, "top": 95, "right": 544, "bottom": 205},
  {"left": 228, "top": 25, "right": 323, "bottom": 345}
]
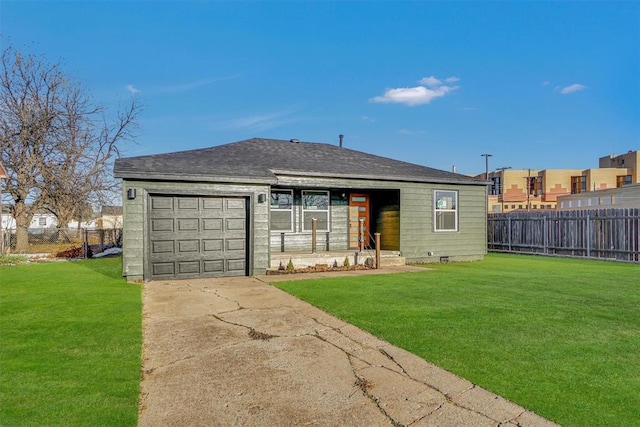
[
  {"left": 276, "top": 176, "right": 487, "bottom": 263},
  {"left": 399, "top": 183, "right": 487, "bottom": 263},
  {"left": 269, "top": 190, "right": 349, "bottom": 252},
  {"left": 121, "top": 175, "right": 486, "bottom": 281},
  {"left": 121, "top": 180, "right": 270, "bottom": 281}
]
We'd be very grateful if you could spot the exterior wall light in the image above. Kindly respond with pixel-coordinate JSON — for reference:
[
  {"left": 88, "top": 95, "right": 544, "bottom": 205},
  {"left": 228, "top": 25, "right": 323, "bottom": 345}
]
[
  {"left": 257, "top": 193, "right": 266, "bottom": 203},
  {"left": 127, "top": 188, "right": 136, "bottom": 200}
]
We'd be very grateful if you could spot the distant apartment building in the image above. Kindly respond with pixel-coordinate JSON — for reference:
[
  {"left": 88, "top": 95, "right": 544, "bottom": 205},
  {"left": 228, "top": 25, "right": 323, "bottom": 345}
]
[
  {"left": 481, "top": 150, "right": 639, "bottom": 213},
  {"left": 556, "top": 183, "right": 640, "bottom": 210}
]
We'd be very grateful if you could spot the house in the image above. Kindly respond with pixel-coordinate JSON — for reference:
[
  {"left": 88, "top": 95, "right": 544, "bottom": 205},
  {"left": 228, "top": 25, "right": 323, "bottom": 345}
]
[
  {"left": 113, "top": 138, "right": 488, "bottom": 282},
  {"left": 1, "top": 206, "right": 58, "bottom": 230},
  {"left": 97, "top": 205, "right": 123, "bottom": 229}
]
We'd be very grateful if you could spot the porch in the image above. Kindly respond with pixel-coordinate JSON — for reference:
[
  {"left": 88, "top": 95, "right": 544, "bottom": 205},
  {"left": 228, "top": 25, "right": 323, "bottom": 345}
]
[{"left": 269, "top": 249, "right": 406, "bottom": 271}]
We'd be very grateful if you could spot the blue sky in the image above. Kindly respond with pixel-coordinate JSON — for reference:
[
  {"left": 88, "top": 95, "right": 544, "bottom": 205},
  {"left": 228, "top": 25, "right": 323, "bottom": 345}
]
[{"left": 2, "top": 1, "right": 639, "bottom": 175}]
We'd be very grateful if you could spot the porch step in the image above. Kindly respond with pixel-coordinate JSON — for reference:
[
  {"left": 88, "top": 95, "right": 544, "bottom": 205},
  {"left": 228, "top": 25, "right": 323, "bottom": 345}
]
[
  {"left": 379, "top": 256, "right": 406, "bottom": 267},
  {"left": 269, "top": 250, "right": 405, "bottom": 270}
]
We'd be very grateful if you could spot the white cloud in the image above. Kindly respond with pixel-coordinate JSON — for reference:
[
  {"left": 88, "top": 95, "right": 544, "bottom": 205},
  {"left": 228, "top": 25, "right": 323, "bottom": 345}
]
[
  {"left": 126, "top": 84, "right": 140, "bottom": 94},
  {"left": 419, "top": 76, "right": 442, "bottom": 87},
  {"left": 419, "top": 76, "right": 459, "bottom": 87},
  {"left": 371, "top": 85, "right": 456, "bottom": 106},
  {"left": 560, "top": 83, "right": 587, "bottom": 95},
  {"left": 541, "top": 81, "right": 550, "bottom": 86},
  {"left": 371, "top": 75, "right": 459, "bottom": 106}
]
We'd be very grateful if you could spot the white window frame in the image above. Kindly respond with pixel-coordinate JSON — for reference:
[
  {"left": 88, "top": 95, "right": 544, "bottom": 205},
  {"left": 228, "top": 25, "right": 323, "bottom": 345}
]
[
  {"left": 301, "top": 190, "right": 330, "bottom": 232},
  {"left": 434, "top": 190, "right": 458, "bottom": 232},
  {"left": 270, "top": 189, "right": 294, "bottom": 232}
]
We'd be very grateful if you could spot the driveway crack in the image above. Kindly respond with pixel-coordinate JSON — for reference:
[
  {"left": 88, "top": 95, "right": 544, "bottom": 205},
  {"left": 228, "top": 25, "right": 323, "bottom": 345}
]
[{"left": 207, "top": 313, "right": 279, "bottom": 340}]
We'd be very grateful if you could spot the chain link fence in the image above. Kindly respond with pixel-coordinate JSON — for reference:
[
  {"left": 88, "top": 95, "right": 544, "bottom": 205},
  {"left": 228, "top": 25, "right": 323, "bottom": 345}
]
[{"left": 2, "top": 228, "right": 122, "bottom": 258}]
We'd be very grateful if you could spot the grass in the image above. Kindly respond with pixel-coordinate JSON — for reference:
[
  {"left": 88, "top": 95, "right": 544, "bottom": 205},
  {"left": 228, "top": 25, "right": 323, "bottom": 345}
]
[
  {"left": 0, "top": 254, "right": 28, "bottom": 265},
  {"left": 0, "top": 257, "right": 141, "bottom": 427},
  {"left": 274, "top": 253, "right": 640, "bottom": 427}
]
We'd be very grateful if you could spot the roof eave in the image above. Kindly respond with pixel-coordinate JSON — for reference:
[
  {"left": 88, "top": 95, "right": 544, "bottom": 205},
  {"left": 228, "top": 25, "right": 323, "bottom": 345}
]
[
  {"left": 270, "top": 169, "right": 487, "bottom": 186},
  {"left": 114, "top": 170, "right": 277, "bottom": 185}
]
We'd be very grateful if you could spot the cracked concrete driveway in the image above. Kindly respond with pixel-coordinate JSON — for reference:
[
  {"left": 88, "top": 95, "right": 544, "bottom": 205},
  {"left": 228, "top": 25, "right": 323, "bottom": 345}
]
[{"left": 139, "top": 270, "right": 559, "bottom": 427}]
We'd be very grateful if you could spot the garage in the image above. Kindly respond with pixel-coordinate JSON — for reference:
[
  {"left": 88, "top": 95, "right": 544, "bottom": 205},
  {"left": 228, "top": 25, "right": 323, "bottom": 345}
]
[{"left": 148, "top": 195, "right": 248, "bottom": 280}]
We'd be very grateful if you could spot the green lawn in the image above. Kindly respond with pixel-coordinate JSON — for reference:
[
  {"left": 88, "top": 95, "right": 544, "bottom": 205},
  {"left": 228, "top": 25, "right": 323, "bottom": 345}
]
[
  {"left": 0, "top": 257, "right": 141, "bottom": 427},
  {"left": 274, "top": 254, "right": 640, "bottom": 427}
]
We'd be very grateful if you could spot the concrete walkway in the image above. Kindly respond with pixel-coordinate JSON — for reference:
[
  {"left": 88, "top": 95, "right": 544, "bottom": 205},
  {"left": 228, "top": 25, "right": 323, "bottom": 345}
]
[{"left": 139, "top": 267, "right": 559, "bottom": 427}]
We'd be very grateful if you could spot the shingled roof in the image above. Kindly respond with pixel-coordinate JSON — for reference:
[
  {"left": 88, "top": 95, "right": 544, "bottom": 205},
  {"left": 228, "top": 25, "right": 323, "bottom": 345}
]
[{"left": 114, "top": 138, "right": 484, "bottom": 185}]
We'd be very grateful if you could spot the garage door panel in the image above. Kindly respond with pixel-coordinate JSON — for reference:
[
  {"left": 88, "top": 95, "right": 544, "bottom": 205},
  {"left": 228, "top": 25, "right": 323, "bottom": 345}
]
[
  {"left": 226, "top": 199, "right": 245, "bottom": 210},
  {"left": 203, "top": 239, "right": 223, "bottom": 252},
  {"left": 177, "top": 197, "right": 198, "bottom": 210},
  {"left": 151, "top": 197, "right": 173, "bottom": 210},
  {"left": 227, "top": 259, "right": 246, "bottom": 272},
  {"left": 203, "top": 259, "right": 224, "bottom": 273},
  {"left": 152, "top": 240, "right": 174, "bottom": 254},
  {"left": 203, "top": 218, "right": 223, "bottom": 231},
  {"left": 177, "top": 240, "right": 199, "bottom": 253},
  {"left": 177, "top": 218, "right": 199, "bottom": 232},
  {"left": 226, "top": 218, "right": 245, "bottom": 231},
  {"left": 226, "top": 238, "right": 245, "bottom": 251},
  {"left": 203, "top": 198, "right": 223, "bottom": 210},
  {"left": 152, "top": 262, "right": 175, "bottom": 276},
  {"left": 149, "top": 195, "right": 248, "bottom": 280},
  {"left": 151, "top": 218, "right": 174, "bottom": 232},
  {"left": 178, "top": 261, "right": 200, "bottom": 274}
]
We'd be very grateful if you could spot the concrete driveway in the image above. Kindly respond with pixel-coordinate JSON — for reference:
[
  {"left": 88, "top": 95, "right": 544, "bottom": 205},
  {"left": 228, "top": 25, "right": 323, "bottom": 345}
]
[{"left": 139, "top": 268, "right": 559, "bottom": 427}]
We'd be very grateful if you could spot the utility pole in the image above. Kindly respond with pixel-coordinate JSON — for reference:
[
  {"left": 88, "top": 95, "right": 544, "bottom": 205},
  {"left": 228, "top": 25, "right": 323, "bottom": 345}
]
[
  {"left": 480, "top": 153, "right": 493, "bottom": 180},
  {"left": 526, "top": 168, "right": 532, "bottom": 211},
  {"left": 496, "top": 166, "right": 511, "bottom": 212}
]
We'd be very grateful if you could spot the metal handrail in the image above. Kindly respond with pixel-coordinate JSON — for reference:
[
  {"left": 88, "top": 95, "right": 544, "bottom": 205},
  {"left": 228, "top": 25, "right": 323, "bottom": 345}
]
[{"left": 358, "top": 218, "right": 379, "bottom": 268}]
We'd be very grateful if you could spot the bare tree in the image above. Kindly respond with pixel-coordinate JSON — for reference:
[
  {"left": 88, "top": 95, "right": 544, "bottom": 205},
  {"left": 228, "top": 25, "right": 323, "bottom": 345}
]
[{"left": 0, "top": 43, "right": 140, "bottom": 252}]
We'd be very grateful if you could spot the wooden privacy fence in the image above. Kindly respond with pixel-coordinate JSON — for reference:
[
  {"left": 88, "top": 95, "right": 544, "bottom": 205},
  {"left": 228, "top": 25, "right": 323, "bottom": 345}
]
[{"left": 488, "top": 208, "right": 640, "bottom": 262}]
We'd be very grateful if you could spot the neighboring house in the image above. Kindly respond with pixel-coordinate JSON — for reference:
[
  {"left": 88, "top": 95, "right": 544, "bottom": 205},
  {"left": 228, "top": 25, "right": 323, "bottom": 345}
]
[
  {"left": 557, "top": 183, "right": 640, "bottom": 210},
  {"left": 1, "top": 206, "right": 58, "bottom": 230},
  {"left": 114, "top": 137, "right": 488, "bottom": 282},
  {"left": 97, "top": 205, "right": 123, "bottom": 229}
]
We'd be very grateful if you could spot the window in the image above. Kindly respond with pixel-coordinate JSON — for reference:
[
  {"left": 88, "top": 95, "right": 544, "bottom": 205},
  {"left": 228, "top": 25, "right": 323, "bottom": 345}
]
[
  {"left": 434, "top": 190, "right": 457, "bottom": 231},
  {"left": 302, "top": 190, "right": 329, "bottom": 231},
  {"left": 571, "top": 176, "right": 587, "bottom": 194},
  {"left": 490, "top": 176, "right": 501, "bottom": 195},
  {"left": 270, "top": 190, "right": 293, "bottom": 231},
  {"left": 532, "top": 177, "right": 543, "bottom": 197},
  {"left": 617, "top": 175, "right": 632, "bottom": 187},
  {"left": 39, "top": 217, "right": 47, "bottom": 226},
  {"left": 600, "top": 196, "right": 612, "bottom": 206}
]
